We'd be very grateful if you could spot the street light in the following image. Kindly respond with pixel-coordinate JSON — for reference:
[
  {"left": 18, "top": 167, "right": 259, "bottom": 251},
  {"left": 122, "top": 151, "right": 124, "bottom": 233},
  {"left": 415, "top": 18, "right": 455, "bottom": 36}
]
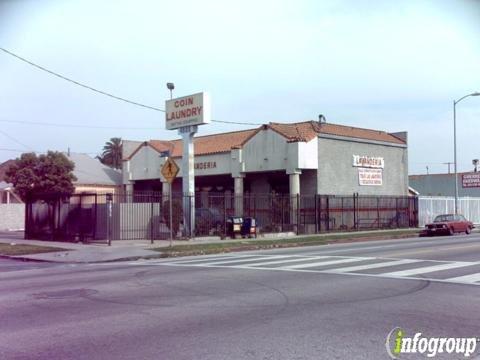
[
  {"left": 166, "top": 82, "right": 175, "bottom": 100},
  {"left": 453, "top": 92, "right": 480, "bottom": 214}
]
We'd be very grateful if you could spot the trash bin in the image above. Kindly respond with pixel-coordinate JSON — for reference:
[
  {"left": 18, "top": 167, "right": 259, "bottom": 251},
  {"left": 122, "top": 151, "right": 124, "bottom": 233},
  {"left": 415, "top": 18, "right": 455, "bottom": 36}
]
[
  {"left": 227, "top": 216, "right": 243, "bottom": 239},
  {"left": 241, "top": 217, "right": 257, "bottom": 238}
]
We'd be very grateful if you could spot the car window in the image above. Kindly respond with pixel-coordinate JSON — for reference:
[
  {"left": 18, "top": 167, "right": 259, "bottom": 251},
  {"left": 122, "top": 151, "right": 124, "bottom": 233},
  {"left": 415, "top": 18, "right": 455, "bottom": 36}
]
[{"left": 434, "top": 215, "right": 453, "bottom": 222}]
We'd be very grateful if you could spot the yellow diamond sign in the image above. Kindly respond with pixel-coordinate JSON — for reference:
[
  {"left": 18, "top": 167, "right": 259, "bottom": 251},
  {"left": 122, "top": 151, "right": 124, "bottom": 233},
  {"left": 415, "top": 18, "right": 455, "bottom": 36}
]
[{"left": 161, "top": 158, "right": 179, "bottom": 184}]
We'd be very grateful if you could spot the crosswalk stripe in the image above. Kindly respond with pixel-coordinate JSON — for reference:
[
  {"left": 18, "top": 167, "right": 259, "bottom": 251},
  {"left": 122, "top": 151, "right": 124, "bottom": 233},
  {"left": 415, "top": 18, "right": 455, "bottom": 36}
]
[
  {"left": 445, "top": 273, "right": 480, "bottom": 284},
  {"left": 325, "top": 259, "right": 423, "bottom": 273},
  {"left": 382, "top": 262, "right": 474, "bottom": 277},
  {"left": 196, "top": 255, "right": 290, "bottom": 266},
  {"left": 149, "top": 255, "right": 480, "bottom": 287},
  {"left": 282, "top": 257, "right": 372, "bottom": 269},
  {"left": 167, "top": 255, "right": 257, "bottom": 264},
  {"left": 238, "top": 256, "right": 332, "bottom": 267}
]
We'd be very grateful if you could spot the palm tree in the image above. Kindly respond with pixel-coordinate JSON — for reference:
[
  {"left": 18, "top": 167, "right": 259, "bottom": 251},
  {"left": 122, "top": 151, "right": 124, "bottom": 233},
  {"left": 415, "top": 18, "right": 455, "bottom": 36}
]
[{"left": 98, "top": 137, "right": 122, "bottom": 170}]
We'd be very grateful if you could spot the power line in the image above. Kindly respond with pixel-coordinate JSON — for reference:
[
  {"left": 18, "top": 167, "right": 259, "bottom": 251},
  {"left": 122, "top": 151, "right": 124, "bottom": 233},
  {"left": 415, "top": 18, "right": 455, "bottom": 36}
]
[
  {"left": 0, "top": 47, "right": 164, "bottom": 112},
  {"left": 0, "top": 119, "right": 161, "bottom": 130},
  {"left": 0, "top": 147, "right": 99, "bottom": 156},
  {"left": 0, "top": 129, "right": 32, "bottom": 150},
  {"left": 0, "top": 148, "right": 30, "bottom": 152},
  {"left": 212, "top": 119, "right": 262, "bottom": 125},
  {"left": 0, "top": 47, "right": 263, "bottom": 126}
]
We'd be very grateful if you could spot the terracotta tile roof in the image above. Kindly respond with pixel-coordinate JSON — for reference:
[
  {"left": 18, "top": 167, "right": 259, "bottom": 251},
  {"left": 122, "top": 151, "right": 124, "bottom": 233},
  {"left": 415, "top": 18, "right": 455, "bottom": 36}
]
[
  {"left": 146, "top": 128, "right": 258, "bottom": 158},
  {"left": 268, "top": 121, "right": 405, "bottom": 144},
  {"left": 126, "top": 121, "right": 405, "bottom": 160}
]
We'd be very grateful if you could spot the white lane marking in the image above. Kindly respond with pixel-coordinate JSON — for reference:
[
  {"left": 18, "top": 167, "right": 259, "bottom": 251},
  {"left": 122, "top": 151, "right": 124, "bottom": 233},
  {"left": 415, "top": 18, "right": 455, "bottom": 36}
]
[
  {"left": 213, "top": 265, "right": 480, "bottom": 286},
  {"left": 165, "top": 254, "right": 259, "bottom": 264},
  {"left": 324, "top": 259, "right": 423, "bottom": 273},
  {"left": 444, "top": 273, "right": 480, "bottom": 284},
  {"left": 238, "top": 256, "right": 332, "bottom": 267},
  {"left": 156, "top": 256, "right": 480, "bottom": 286},
  {"left": 188, "top": 255, "right": 291, "bottom": 266},
  {"left": 382, "top": 262, "right": 475, "bottom": 277},
  {"left": 304, "top": 238, "right": 480, "bottom": 256},
  {"left": 282, "top": 257, "right": 372, "bottom": 269}
]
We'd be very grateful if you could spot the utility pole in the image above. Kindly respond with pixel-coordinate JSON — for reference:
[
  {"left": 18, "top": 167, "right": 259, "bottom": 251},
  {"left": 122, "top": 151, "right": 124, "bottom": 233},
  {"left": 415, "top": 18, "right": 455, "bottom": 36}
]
[{"left": 443, "top": 162, "right": 454, "bottom": 174}]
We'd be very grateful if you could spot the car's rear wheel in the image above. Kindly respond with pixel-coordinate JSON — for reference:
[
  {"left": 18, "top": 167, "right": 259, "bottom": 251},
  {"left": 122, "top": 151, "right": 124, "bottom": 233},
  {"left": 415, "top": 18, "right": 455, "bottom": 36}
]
[
  {"left": 449, "top": 227, "right": 455, "bottom": 236},
  {"left": 466, "top": 226, "right": 472, "bottom": 235}
]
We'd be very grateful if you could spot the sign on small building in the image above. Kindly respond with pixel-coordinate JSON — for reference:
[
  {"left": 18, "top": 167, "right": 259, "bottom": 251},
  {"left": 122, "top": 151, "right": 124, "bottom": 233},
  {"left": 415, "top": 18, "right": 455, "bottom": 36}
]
[
  {"left": 462, "top": 173, "right": 480, "bottom": 188},
  {"left": 358, "top": 168, "right": 383, "bottom": 186},
  {"left": 353, "top": 155, "right": 384, "bottom": 169}
]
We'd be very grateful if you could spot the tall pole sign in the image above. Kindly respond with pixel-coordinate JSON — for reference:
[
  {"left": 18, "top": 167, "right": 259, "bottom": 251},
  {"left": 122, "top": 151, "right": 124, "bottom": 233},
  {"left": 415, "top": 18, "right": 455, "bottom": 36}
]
[{"left": 165, "top": 92, "right": 211, "bottom": 238}]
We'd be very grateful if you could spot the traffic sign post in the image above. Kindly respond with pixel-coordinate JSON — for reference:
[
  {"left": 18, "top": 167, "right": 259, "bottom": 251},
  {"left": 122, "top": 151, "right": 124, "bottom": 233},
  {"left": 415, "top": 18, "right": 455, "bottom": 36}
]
[{"left": 161, "top": 158, "right": 179, "bottom": 246}]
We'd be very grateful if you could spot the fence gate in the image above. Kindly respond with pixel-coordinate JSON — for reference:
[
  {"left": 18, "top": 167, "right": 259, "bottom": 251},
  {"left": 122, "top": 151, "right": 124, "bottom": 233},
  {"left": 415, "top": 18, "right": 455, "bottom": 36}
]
[{"left": 25, "top": 193, "right": 100, "bottom": 242}]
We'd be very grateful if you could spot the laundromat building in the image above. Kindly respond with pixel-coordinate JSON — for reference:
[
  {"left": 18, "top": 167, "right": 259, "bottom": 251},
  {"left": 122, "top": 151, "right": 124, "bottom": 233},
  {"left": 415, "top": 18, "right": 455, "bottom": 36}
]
[{"left": 121, "top": 120, "right": 416, "bottom": 235}]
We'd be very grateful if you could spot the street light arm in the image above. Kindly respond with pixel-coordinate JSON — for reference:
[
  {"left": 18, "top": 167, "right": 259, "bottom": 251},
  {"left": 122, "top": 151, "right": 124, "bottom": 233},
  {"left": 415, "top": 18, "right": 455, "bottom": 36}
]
[
  {"left": 455, "top": 92, "right": 480, "bottom": 105},
  {"left": 453, "top": 91, "right": 480, "bottom": 215}
]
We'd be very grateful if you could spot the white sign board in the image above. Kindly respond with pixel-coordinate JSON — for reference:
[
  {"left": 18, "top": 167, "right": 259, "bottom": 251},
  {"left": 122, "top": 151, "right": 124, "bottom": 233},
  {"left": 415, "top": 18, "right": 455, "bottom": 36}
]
[
  {"left": 358, "top": 168, "right": 383, "bottom": 186},
  {"left": 353, "top": 155, "right": 384, "bottom": 169},
  {"left": 165, "top": 92, "right": 211, "bottom": 130}
]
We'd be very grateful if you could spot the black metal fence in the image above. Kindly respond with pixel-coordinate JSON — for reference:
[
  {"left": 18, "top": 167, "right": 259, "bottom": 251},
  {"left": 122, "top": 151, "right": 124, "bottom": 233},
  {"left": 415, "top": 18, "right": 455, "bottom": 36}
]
[{"left": 24, "top": 192, "right": 418, "bottom": 242}]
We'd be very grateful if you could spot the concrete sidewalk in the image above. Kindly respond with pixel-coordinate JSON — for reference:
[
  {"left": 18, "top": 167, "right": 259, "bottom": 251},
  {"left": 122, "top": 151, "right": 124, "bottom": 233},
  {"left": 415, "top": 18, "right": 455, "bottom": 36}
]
[{"left": 0, "top": 229, "right": 421, "bottom": 264}]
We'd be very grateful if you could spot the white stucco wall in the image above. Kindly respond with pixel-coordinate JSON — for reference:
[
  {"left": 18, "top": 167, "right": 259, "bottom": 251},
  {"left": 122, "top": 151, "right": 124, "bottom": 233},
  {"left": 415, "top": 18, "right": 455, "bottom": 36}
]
[
  {"left": 298, "top": 139, "right": 318, "bottom": 169},
  {"left": 0, "top": 204, "right": 24, "bottom": 230},
  {"left": 242, "top": 129, "right": 291, "bottom": 172}
]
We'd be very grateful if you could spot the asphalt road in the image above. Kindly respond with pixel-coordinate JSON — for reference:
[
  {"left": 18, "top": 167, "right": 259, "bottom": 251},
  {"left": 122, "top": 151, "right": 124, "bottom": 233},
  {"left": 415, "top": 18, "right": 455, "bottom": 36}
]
[{"left": 2, "top": 234, "right": 480, "bottom": 360}]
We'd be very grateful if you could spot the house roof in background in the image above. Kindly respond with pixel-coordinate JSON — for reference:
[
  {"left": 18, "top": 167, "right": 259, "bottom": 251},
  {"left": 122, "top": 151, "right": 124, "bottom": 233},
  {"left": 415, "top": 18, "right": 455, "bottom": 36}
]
[
  {"left": 65, "top": 153, "right": 122, "bottom": 186},
  {"left": 0, "top": 181, "right": 12, "bottom": 190},
  {"left": 0, "top": 159, "right": 16, "bottom": 182}
]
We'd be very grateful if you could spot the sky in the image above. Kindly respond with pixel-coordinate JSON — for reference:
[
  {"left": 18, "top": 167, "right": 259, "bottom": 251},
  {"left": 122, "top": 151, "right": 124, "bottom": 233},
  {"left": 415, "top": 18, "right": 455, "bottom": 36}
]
[{"left": 0, "top": 0, "right": 479, "bottom": 175}]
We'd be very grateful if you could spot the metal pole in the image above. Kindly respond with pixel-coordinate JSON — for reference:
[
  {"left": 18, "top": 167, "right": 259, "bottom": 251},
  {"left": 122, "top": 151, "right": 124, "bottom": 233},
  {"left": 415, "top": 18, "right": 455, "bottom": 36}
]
[
  {"left": 169, "top": 190, "right": 173, "bottom": 247},
  {"left": 452, "top": 92, "right": 480, "bottom": 214},
  {"left": 150, "top": 200, "right": 154, "bottom": 245},
  {"left": 107, "top": 197, "right": 112, "bottom": 246},
  {"left": 454, "top": 100, "right": 458, "bottom": 215}
]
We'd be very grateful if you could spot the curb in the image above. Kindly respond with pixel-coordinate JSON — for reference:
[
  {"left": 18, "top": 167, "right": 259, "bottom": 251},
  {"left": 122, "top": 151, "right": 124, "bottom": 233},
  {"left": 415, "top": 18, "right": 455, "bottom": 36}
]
[
  {"left": 0, "top": 230, "right": 424, "bottom": 264},
  {"left": 0, "top": 254, "right": 54, "bottom": 263}
]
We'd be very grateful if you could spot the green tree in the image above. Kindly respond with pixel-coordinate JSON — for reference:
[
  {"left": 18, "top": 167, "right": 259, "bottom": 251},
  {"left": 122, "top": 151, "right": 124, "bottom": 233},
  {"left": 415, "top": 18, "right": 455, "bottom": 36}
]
[
  {"left": 5, "top": 151, "right": 77, "bottom": 201},
  {"left": 98, "top": 137, "right": 122, "bottom": 170}
]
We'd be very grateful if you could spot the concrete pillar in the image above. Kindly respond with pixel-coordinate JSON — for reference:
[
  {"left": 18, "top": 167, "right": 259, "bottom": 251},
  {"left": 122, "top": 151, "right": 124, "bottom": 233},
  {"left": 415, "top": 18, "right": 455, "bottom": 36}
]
[
  {"left": 125, "top": 182, "right": 134, "bottom": 203},
  {"left": 234, "top": 176, "right": 244, "bottom": 216},
  {"left": 201, "top": 187, "right": 212, "bottom": 208},
  {"left": 161, "top": 181, "right": 170, "bottom": 204},
  {"left": 288, "top": 171, "right": 301, "bottom": 230},
  {"left": 179, "top": 125, "right": 197, "bottom": 238}
]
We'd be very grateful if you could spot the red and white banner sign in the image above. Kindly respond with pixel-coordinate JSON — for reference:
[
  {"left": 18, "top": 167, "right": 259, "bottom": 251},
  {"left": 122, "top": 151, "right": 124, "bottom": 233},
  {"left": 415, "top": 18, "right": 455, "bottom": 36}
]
[
  {"left": 358, "top": 168, "right": 383, "bottom": 186},
  {"left": 462, "top": 173, "right": 480, "bottom": 188}
]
